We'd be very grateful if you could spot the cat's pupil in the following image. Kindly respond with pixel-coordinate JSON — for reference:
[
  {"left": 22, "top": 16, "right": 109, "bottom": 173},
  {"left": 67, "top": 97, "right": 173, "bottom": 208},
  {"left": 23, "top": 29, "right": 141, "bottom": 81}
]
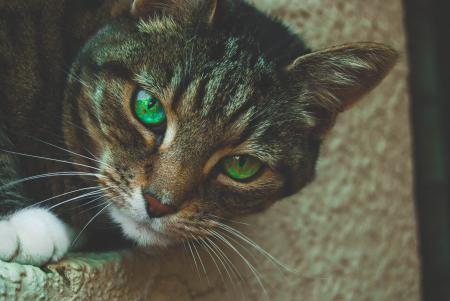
[
  {"left": 146, "top": 98, "right": 156, "bottom": 109},
  {"left": 238, "top": 156, "right": 247, "bottom": 168}
]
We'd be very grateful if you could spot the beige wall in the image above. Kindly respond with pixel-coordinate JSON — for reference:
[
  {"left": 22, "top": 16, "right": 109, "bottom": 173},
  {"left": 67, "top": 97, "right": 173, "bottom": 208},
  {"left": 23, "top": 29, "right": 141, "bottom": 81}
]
[{"left": 0, "top": 1, "right": 420, "bottom": 300}]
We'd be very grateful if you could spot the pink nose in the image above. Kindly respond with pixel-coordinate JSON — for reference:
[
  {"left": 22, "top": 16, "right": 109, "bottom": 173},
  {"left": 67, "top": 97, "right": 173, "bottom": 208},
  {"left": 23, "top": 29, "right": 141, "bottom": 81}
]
[{"left": 143, "top": 193, "right": 176, "bottom": 218}]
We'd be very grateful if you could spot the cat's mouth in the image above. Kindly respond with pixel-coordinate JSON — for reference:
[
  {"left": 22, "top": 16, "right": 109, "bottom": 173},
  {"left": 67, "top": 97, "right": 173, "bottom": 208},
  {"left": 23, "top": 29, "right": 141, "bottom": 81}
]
[
  {"left": 107, "top": 197, "right": 215, "bottom": 248},
  {"left": 108, "top": 205, "right": 175, "bottom": 247}
]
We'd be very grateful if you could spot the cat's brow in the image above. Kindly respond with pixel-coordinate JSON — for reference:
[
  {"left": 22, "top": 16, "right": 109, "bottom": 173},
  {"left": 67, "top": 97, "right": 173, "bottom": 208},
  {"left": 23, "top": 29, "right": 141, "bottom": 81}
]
[
  {"left": 235, "top": 141, "right": 280, "bottom": 168},
  {"left": 134, "top": 72, "right": 165, "bottom": 95},
  {"left": 170, "top": 70, "right": 196, "bottom": 110},
  {"left": 172, "top": 75, "right": 207, "bottom": 114},
  {"left": 88, "top": 61, "right": 133, "bottom": 80}
]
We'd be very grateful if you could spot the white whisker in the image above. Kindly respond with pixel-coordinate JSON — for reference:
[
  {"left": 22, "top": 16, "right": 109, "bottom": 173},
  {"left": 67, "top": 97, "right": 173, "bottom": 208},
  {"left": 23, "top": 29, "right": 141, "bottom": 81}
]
[
  {"left": 203, "top": 236, "right": 235, "bottom": 284},
  {"left": 79, "top": 199, "right": 110, "bottom": 214},
  {"left": 30, "top": 137, "right": 114, "bottom": 170},
  {"left": 201, "top": 235, "right": 247, "bottom": 300},
  {"left": 71, "top": 203, "right": 112, "bottom": 247},
  {"left": 218, "top": 230, "right": 260, "bottom": 264},
  {"left": 0, "top": 171, "right": 105, "bottom": 190},
  {"left": 191, "top": 235, "right": 210, "bottom": 285},
  {"left": 198, "top": 238, "right": 225, "bottom": 283},
  {"left": 205, "top": 233, "right": 245, "bottom": 284},
  {"left": 215, "top": 221, "right": 296, "bottom": 274},
  {"left": 75, "top": 194, "right": 107, "bottom": 211},
  {"left": 28, "top": 186, "right": 100, "bottom": 209},
  {"left": 77, "top": 193, "right": 122, "bottom": 214},
  {"left": 0, "top": 148, "right": 101, "bottom": 171},
  {"left": 187, "top": 239, "right": 202, "bottom": 281},
  {"left": 182, "top": 241, "right": 192, "bottom": 270},
  {"left": 73, "top": 184, "right": 120, "bottom": 206},
  {"left": 49, "top": 186, "right": 112, "bottom": 210},
  {"left": 207, "top": 214, "right": 251, "bottom": 226},
  {"left": 209, "top": 229, "right": 268, "bottom": 299}
]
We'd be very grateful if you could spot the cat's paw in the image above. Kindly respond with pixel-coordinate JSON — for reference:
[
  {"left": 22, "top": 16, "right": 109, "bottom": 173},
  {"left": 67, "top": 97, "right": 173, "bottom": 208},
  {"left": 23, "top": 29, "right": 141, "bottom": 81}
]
[{"left": 0, "top": 208, "right": 73, "bottom": 266}]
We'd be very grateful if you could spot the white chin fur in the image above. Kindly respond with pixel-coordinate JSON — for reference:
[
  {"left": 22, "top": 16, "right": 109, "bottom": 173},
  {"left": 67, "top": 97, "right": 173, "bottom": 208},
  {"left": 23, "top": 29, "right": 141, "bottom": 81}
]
[{"left": 108, "top": 205, "right": 173, "bottom": 247}]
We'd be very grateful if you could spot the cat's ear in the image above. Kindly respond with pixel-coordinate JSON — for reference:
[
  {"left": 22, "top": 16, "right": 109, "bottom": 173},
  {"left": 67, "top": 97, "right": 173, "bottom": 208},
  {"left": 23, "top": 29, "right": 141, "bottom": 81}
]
[
  {"left": 286, "top": 43, "right": 398, "bottom": 136},
  {"left": 112, "top": 0, "right": 219, "bottom": 25}
]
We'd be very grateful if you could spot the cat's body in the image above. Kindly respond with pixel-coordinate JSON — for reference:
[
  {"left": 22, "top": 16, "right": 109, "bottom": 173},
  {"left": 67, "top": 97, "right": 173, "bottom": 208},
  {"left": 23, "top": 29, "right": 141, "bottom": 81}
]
[
  {"left": 0, "top": 0, "right": 127, "bottom": 264},
  {"left": 0, "top": 0, "right": 397, "bottom": 266},
  {"left": 0, "top": 0, "right": 112, "bottom": 207}
]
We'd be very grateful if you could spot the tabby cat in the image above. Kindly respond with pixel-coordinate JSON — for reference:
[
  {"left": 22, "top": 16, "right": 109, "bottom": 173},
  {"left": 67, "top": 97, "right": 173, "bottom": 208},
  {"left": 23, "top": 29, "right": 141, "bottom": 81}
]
[{"left": 0, "top": 0, "right": 397, "bottom": 266}]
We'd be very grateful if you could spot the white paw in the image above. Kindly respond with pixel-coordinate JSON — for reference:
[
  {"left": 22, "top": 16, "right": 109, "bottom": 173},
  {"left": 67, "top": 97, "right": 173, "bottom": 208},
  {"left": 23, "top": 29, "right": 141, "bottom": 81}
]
[{"left": 0, "top": 208, "right": 73, "bottom": 266}]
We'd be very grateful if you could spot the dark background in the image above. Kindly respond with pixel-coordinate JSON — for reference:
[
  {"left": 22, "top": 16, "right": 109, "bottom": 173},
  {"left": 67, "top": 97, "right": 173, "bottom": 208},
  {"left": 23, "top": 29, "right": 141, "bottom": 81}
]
[{"left": 403, "top": 0, "right": 450, "bottom": 300}]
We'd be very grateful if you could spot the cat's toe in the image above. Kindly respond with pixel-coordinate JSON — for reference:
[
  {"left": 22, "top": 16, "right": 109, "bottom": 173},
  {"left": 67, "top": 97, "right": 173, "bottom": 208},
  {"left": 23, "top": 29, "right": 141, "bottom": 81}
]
[
  {"left": 9, "top": 209, "right": 56, "bottom": 265},
  {"left": 1, "top": 208, "right": 73, "bottom": 266},
  {"left": 39, "top": 210, "right": 74, "bottom": 261},
  {"left": 0, "top": 220, "right": 19, "bottom": 261}
]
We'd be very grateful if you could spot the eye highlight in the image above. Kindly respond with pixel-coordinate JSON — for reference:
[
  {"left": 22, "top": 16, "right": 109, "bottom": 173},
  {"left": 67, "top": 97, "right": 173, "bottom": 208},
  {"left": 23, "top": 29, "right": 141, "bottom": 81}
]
[
  {"left": 222, "top": 155, "right": 263, "bottom": 181},
  {"left": 133, "top": 89, "right": 166, "bottom": 126}
]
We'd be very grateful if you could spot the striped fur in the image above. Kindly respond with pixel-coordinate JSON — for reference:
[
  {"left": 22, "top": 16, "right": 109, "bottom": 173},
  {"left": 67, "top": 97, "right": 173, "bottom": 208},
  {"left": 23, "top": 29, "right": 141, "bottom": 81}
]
[{"left": 1, "top": 0, "right": 397, "bottom": 256}]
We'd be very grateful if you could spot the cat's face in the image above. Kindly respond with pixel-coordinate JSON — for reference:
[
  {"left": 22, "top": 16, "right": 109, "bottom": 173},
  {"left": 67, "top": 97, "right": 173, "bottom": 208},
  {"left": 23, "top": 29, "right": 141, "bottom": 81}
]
[{"left": 63, "top": 0, "right": 397, "bottom": 247}]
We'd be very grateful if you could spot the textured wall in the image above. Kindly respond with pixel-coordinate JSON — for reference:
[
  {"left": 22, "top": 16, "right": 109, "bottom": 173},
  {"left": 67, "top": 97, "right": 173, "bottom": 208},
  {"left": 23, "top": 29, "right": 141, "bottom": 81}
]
[{"left": 0, "top": 0, "right": 420, "bottom": 300}]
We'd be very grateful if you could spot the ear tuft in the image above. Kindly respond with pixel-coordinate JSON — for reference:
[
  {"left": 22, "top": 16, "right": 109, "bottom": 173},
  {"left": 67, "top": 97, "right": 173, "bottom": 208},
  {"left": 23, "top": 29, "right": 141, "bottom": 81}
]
[
  {"left": 205, "top": 0, "right": 219, "bottom": 25},
  {"left": 130, "top": 0, "right": 173, "bottom": 18},
  {"left": 111, "top": 0, "right": 220, "bottom": 24}
]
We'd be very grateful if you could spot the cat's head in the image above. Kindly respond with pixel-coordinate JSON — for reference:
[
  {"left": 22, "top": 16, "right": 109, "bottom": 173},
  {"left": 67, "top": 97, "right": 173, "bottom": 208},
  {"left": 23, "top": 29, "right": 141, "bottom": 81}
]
[{"left": 63, "top": 0, "right": 397, "bottom": 246}]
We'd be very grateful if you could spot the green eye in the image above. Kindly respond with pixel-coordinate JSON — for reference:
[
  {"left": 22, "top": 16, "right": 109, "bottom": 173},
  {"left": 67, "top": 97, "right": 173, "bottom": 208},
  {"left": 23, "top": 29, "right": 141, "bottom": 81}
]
[
  {"left": 133, "top": 89, "right": 166, "bottom": 126},
  {"left": 222, "top": 155, "right": 263, "bottom": 181}
]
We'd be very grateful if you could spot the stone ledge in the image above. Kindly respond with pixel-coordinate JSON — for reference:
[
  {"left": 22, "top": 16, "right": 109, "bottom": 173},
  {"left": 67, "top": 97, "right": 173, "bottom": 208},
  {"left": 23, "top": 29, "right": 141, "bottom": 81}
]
[{"left": 0, "top": 251, "right": 161, "bottom": 301}]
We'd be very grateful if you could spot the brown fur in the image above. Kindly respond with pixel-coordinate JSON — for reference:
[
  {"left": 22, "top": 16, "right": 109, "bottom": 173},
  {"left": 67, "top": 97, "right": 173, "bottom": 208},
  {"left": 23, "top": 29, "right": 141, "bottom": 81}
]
[{"left": 1, "top": 0, "right": 397, "bottom": 250}]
